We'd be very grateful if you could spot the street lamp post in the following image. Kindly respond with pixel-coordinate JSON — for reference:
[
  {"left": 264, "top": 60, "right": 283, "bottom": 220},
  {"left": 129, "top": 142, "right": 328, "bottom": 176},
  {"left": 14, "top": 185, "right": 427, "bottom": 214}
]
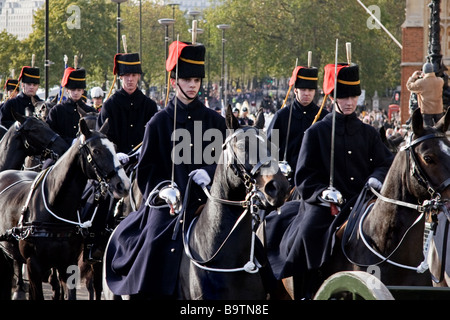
[
  {"left": 159, "top": 18, "right": 175, "bottom": 104},
  {"left": 167, "top": 2, "right": 180, "bottom": 41},
  {"left": 217, "top": 24, "right": 231, "bottom": 108},
  {"left": 111, "top": 0, "right": 128, "bottom": 53}
]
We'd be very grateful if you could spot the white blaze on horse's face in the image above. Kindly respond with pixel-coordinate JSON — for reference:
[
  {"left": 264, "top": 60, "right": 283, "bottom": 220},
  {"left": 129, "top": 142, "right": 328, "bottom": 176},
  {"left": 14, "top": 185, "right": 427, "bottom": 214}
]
[{"left": 101, "top": 137, "right": 131, "bottom": 196}]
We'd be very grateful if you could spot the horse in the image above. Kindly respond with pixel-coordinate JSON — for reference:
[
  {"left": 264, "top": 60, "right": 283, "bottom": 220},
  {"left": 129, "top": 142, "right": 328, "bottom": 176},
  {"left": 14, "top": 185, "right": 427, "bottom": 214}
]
[
  {"left": 281, "top": 108, "right": 450, "bottom": 299},
  {"left": 0, "top": 109, "right": 68, "bottom": 172},
  {"left": 0, "top": 118, "right": 130, "bottom": 300},
  {"left": 177, "top": 106, "right": 290, "bottom": 299},
  {"left": 30, "top": 95, "right": 57, "bottom": 121},
  {"left": 0, "top": 110, "right": 68, "bottom": 299}
]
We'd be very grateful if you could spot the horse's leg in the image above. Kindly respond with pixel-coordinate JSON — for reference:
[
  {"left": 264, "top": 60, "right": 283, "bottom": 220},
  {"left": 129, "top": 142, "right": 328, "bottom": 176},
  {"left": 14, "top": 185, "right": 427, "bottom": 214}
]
[
  {"left": 12, "top": 261, "right": 27, "bottom": 300},
  {"left": 428, "top": 239, "right": 449, "bottom": 287},
  {"left": 26, "top": 257, "right": 44, "bottom": 300},
  {"left": 0, "top": 251, "right": 13, "bottom": 300},
  {"left": 281, "top": 277, "right": 294, "bottom": 300},
  {"left": 48, "top": 268, "right": 61, "bottom": 300},
  {"left": 93, "top": 262, "right": 103, "bottom": 300}
]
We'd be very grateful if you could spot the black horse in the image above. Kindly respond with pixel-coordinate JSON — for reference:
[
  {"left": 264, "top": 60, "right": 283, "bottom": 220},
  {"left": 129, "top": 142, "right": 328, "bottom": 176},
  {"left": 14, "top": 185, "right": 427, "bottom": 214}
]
[
  {"left": 0, "top": 119, "right": 130, "bottom": 300},
  {"left": 0, "top": 110, "right": 68, "bottom": 172},
  {"left": 177, "top": 106, "right": 290, "bottom": 299},
  {"left": 282, "top": 109, "right": 450, "bottom": 299}
]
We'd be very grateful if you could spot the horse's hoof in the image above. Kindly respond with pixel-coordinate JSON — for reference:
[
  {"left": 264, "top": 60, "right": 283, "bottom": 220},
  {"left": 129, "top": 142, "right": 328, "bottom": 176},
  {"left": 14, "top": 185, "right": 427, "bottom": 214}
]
[{"left": 12, "top": 291, "right": 27, "bottom": 300}]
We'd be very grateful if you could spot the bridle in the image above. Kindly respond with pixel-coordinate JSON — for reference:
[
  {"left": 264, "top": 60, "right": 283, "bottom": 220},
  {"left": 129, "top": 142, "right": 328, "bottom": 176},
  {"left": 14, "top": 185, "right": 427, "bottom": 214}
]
[
  {"left": 78, "top": 135, "right": 123, "bottom": 196},
  {"left": 351, "top": 132, "right": 450, "bottom": 273},
  {"left": 182, "top": 127, "right": 276, "bottom": 274},
  {"left": 4, "top": 134, "right": 123, "bottom": 240},
  {"left": 16, "top": 118, "right": 62, "bottom": 162}
]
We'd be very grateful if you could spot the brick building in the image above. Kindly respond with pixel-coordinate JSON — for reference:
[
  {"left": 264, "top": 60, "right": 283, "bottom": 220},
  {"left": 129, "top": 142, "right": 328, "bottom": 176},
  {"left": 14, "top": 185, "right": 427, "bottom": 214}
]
[{"left": 400, "top": 0, "right": 450, "bottom": 123}]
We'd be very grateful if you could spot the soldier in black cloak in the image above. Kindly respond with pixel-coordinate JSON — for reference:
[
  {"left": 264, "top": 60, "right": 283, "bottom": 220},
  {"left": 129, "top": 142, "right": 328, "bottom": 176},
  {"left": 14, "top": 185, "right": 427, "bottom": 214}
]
[
  {"left": 47, "top": 67, "right": 96, "bottom": 145},
  {"left": 105, "top": 41, "right": 227, "bottom": 298},
  {"left": 80, "top": 53, "right": 158, "bottom": 262},
  {"left": 0, "top": 66, "right": 42, "bottom": 128},
  {"left": 266, "top": 65, "right": 328, "bottom": 187},
  {"left": 265, "top": 63, "right": 394, "bottom": 299}
]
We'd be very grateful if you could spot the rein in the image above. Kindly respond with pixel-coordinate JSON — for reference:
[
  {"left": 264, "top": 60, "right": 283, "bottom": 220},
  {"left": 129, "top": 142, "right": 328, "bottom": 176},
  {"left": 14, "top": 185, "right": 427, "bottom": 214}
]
[
  {"left": 352, "top": 132, "right": 450, "bottom": 273},
  {"left": 5, "top": 135, "right": 119, "bottom": 240}
]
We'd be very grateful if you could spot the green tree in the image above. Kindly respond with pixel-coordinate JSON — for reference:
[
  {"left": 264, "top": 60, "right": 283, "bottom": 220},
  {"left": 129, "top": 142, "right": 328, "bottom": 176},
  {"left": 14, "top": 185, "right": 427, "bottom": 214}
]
[
  {"left": 0, "top": 31, "right": 21, "bottom": 83},
  {"left": 25, "top": 0, "right": 116, "bottom": 89}
]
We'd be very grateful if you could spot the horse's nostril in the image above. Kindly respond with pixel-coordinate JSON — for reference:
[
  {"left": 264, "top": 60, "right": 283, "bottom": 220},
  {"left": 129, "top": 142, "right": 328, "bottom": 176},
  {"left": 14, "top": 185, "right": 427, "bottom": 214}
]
[{"left": 264, "top": 180, "right": 279, "bottom": 198}]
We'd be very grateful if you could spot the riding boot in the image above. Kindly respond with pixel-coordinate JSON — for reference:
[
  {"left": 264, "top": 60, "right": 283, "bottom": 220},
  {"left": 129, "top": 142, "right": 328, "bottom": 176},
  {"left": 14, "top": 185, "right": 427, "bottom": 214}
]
[{"left": 293, "top": 268, "right": 321, "bottom": 300}]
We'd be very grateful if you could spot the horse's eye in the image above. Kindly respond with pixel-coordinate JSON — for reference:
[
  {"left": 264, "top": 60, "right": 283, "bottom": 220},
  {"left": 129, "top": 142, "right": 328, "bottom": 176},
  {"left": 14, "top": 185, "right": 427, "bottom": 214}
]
[
  {"left": 423, "top": 155, "right": 434, "bottom": 164},
  {"left": 92, "top": 148, "right": 101, "bottom": 155}
]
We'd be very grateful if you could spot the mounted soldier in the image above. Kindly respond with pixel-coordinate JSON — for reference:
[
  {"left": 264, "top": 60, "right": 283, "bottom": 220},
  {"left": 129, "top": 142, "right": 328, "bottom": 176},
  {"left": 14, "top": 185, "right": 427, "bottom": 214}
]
[
  {"left": 265, "top": 57, "right": 394, "bottom": 299},
  {"left": 80, "top": 51, "right": 158, "bottom": 262},
  {"left": 1, "top": 79, "right": 19, "bottom": 104},
  {"left": 104, "top": 37, "right": 227, "bottom": 299},
  {"left": 46, "top": 67, "right": 96, "bottom": 145},
  {"left": 267, "top": 59, "right": 328, "bottom": 188},
  {"left": 0, "top": 66, "right": 41, "bottom": 128}
]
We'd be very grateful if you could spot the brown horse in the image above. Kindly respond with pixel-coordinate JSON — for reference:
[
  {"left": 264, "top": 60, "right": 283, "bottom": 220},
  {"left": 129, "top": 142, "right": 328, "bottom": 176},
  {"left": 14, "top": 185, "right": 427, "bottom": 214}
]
[{"left": 281, "top": 109, "right": 450, "bottom": 299}]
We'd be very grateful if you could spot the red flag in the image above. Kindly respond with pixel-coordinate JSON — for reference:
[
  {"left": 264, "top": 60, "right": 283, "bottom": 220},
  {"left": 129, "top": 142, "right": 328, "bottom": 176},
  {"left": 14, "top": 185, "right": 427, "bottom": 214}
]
[
  {"left": 165, "top": 41, "right": 190, "bottom": 72},
  {"left": 323, "top": 64, "right": 347, "bottom": 95},
  {"left": 61, "top": 67, "right": 75, "bottom": 87}
]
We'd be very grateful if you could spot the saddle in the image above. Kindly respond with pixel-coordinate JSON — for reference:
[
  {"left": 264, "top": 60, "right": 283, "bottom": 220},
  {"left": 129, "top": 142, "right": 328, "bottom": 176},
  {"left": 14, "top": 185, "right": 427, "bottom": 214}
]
[{"left": 336, "top": 185, "right": 375, "bottom": 245}]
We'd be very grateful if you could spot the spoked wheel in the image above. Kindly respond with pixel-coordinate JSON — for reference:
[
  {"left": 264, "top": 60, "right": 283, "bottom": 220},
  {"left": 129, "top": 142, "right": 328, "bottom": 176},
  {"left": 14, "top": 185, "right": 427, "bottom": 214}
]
[{"left": 314, "top": 271, "right": 394, "bottom": 300}]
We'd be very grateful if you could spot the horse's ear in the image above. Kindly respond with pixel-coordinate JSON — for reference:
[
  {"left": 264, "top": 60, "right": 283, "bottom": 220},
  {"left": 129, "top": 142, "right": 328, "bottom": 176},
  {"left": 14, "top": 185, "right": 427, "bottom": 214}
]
[
  {"left": 99, "top": 118, "right": 109, "bottom": 134},
  {"left": 253, "top": 107, "right": 265, "bottom": 129},
  {"left": 77, "top": 106, "right": 87, "bottom": 118},
  {"left": 31, "top": 96, "right": 37, "bottom": 107},
  {"left": 225, "top": 104, "right": 240, "bottom": 130},
  {"left": 411, "top": 108, "right": 425, "bottom": 136},
  {"left": 51, "top": 95, "right": 58, "bottom": 105},
  {"left": 79, "top": 118, "right": 91, "bottom": 138},
  {"left": 11, "top": 108, "right": 26, "bottom": 124},
  {"left": 435, "top": 108, "right": 450, "bottom": 133}
]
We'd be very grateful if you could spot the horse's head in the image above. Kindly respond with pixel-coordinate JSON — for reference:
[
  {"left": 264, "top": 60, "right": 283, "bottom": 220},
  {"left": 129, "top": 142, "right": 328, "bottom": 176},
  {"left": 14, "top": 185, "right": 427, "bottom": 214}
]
[
  {"left": 77, "top": 118, "right": 131, "bottom": 199},
  {"left": 77, "top": 106, "right": 98, "bottom": 131},
  {"left": 402, "top": 108, "right": 450, "bottom": 203},
  {"left": 31, "top": 95, "right": 55, "bottom": 121},
  {"left": 223, "top": 105, "right": 289, "bottom": 209},
  {"left": 11, "top": 109, "right": 69, "bottom": 159}
]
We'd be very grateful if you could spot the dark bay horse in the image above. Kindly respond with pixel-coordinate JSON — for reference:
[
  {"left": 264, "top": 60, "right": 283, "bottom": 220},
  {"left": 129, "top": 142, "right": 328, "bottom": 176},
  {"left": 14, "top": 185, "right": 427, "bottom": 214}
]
[
  {"left": 177, "top": 106, "right": 290, "bottom": 299},
  {"left": 0, "top": 119, "right": 130, "bottom": 300},
  {"left": 283, "top": 108, "right": 450, "bottom": 299}
]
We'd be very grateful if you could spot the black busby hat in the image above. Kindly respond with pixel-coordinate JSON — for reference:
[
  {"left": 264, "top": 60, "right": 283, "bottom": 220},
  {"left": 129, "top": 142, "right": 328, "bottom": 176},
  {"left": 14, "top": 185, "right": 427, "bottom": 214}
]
[
  {"left": 19, "top": 66, "right": 40, "bottom": 84},
  {"left": 166, "top": 41, "right": 205, "bottom": 79},
  {"left": 290, "top": 66, "right": 318, "bottom": 89},
  {"left": 4, "top": 79, "right": 19, "bottom": 91},
  {"left": 61, "top": 68, "right": 86, "bottom": 89},
  {"left": 323, "top": 63, "right": 361, "bottom": 99},
  {"left": 114, "top": 53, "right": 142, "bottom": 76}
]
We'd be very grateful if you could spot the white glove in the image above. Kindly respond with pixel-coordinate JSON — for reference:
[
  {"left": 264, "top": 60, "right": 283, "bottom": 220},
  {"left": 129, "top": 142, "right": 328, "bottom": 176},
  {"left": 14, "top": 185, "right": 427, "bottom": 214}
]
[
  {"left": 116, "top": 152, "right": 129, "bottom": 164},
  {"left": 368, "top": 177, "right": 382, "bottom": 191},
  {"left": 189, "top": 169, "right": 211, "bottom": 187}
]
